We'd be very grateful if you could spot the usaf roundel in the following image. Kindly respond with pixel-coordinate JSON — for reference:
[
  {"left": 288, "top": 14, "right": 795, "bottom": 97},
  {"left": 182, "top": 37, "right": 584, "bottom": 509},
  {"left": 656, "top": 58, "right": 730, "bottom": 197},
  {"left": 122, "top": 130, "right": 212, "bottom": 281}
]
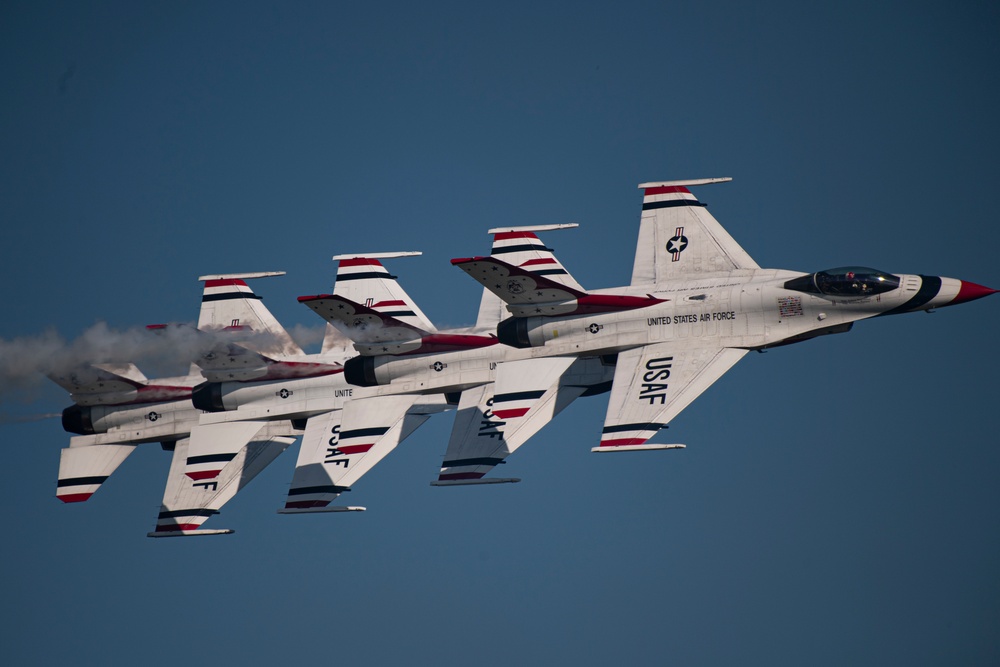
[{"left": 667, "top": 226, "right": 688, "bottom": 261}]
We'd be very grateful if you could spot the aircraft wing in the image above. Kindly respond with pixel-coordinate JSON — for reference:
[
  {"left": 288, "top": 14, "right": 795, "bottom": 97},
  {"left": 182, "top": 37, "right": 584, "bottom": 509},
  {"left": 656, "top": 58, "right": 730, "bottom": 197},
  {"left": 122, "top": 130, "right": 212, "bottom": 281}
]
[
  {"left": 597, "top": 342, "right": 746, "bottom": 450},
  {"left": 150, "top": 430, "right": 296, "bottom": 537},
  {"left": 280, "top": 394, "right": 427, "bottom": 512},
  {"left": 631, "top": 179, "right": 758, "bottom": 286},
  {"left": 56, "top": 443, "right": 137, "bottom": 502},
  {"left": 434, "top": 356, "right": 614, "bottom": 484},
  {"left": 183, "top": 420, "right": 274, "bottom": 481}
]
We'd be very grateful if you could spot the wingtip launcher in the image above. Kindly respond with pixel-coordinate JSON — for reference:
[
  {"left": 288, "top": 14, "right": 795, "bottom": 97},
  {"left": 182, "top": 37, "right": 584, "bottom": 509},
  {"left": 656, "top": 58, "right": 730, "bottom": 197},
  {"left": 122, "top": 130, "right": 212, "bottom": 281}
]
[
  {"left": 637, "top": 177, "right": 732, "bottom": 189},
  {"left": 430, "top": 478, "right": 522, "bottom": 486},
  {"left": 276, "top": 506, "right": 367, "bottom": 514},
  {"left": 147, "top": 528, "right": 235, "bottom": 538},
  {"left": 590, "top": 444, "right": 686, "bottom": 453}
]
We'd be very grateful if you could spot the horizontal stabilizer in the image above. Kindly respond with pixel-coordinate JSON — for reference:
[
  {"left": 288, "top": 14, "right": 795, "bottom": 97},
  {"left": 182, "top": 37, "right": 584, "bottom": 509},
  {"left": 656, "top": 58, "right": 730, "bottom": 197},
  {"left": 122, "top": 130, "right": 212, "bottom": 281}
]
[
  {"left": 301, "top": 294, "right": 495, "bottom": 356},
  {"left": 57, "top": 444, "right": 136, "bottom": 502},
  {"left": 146, "top": 528, "right": 234, "bottom": 538},
  {"left": 590, "top": 444, "right": 686, "bottom": 453},
  {"left": 430, "top": 478, "right": 521, "bottom": 486},
  {"left": 276, "top": 506, "right": 367, "bottom": 514},
  {"left": 452, "top": 256, "right": 663, "bottom": 317}
]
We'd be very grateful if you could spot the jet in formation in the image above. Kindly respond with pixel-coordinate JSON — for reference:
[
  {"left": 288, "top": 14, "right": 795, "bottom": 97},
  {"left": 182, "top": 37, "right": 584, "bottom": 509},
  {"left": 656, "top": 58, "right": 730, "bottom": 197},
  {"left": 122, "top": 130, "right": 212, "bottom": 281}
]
[{"left": 46, "top": 178, "right": 996, "bottom": 536}]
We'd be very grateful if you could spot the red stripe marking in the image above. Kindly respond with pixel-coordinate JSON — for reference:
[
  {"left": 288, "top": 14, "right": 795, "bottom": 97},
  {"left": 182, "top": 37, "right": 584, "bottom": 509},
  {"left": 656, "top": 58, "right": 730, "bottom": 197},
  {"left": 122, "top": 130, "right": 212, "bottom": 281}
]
[
  {"left": 520, "top": 258, "right": 556, "bottom": 267},
  {"left": 493, "top": 408, "right": 529, "bottom": 419},
  {"left": 493, "top": 232, "right": 540, "bottom": 241},
  {"left": 599, "top": 438, "right": 649, "bottom": 448},
  {"left": 643, "top": 186, "right": 691, "bottom": 196},
  {"left": 418, "top": 333, "right": 498, "bottom": 348},
  {"left": 337, "top": 444, "right": 374, "bottom": 455},
  {"left": 338, "top": 257, "right": 385, "bottom": 268},
  {"left": 372, "top": 300, "right": 406, "bottom": 307},
  {"left": 204, "top": 279, "right": 249, "bottom": 288},
  {"left": 185, "top": 470, "right": 221, "bottom": 481},
  {"left": 439, "top": 472, "right": 486, "bottom": 481},
  {"left": 58, "top": 493, "right": 93, "bottom": 503},
  {"left": 297, "top": 294, "right": 333, "bottom": 302},
  {"left": 572, "top": 294, "right": 666, "bottom": 314}
]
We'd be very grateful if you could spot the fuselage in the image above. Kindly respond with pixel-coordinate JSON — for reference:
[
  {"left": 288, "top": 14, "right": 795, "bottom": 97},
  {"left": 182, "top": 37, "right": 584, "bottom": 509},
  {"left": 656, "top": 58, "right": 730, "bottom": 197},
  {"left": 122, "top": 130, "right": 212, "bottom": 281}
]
[{"left": 493, "top": 268, "right": 991, "bottom": 355}]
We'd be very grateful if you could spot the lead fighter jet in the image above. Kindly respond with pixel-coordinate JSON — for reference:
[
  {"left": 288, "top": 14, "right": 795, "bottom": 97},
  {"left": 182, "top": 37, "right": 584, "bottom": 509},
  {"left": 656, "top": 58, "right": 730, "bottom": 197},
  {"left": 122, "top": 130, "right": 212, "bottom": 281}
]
[{"left": 452, "top": 178, "right": 996, "bottom": 452}]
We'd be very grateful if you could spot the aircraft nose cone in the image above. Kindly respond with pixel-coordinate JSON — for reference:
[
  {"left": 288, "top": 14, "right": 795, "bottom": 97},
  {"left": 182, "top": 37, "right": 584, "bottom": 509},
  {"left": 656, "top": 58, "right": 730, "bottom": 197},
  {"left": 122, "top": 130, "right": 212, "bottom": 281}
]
[{"left": 951, "top": 280, "right": 999, "bottom": 305}]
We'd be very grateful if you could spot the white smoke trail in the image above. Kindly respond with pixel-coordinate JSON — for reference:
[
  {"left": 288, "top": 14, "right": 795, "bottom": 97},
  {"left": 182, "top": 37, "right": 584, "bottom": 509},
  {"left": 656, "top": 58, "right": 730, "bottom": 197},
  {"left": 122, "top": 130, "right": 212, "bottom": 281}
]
[{"left": 0, "top": 321, "right": 334, "bottom": 403}]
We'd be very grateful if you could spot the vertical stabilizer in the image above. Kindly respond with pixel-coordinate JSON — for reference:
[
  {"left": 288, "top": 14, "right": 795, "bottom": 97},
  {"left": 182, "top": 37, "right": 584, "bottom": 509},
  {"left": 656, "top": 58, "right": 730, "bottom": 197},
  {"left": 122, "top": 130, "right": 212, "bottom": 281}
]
[
  {"left": 331, "top": 252, "right": 436, "bottom": 331},
  {"left": 197, "top": 272, "right": 304, "bottom": 358},
  {"left": 631, "top": 179, "right": 757, "bottom": 285}
]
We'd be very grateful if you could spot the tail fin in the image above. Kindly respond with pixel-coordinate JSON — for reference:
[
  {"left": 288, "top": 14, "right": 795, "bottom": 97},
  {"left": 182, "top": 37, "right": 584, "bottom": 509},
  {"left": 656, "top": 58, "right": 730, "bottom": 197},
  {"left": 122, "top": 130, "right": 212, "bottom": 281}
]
[
  {"left": 331, "top": 252, "right": 436, "bottom": 332},
  {"left": 631, "top": 178, "right": 757, "bottom": 285},
  {"left": 475, "top": 224, "right": 581, "bottom": 328},
  {"left": 197, "top": 272, "right": 303, "bottom": 358}
]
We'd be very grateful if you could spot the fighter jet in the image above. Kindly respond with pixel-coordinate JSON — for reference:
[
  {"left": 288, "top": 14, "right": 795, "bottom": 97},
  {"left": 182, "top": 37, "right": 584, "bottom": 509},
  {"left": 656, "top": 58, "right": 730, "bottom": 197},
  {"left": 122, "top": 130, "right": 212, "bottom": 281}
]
[
  {"left": 48, "top": 273, "right": 305, "bottom": 536},
  {"left": 298, "top": 226, "right": 617, "bottom": 485},
  {"left": 450, "top": 178, "right": 997, "bottom": 452},
  {"left": 188, "top": 254, "right": 455, "bottom": 513}
]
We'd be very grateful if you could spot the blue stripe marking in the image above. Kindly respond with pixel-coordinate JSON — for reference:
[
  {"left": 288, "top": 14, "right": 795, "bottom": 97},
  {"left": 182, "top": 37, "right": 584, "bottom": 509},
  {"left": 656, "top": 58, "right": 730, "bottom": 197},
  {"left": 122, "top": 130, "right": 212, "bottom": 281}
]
[
  {"left": 287, "top": 485, "right": 351, "bottom": 495},
  {"left": 158, "top": 508, "right": 220, "bottom": 519},
  {"left": 442, "top": 457, "right": 506, "bottom": 467},
  {"left": 494, "top": 390, "right": 546, "bottom": 403},
  {"left": 336, "top": 272, "right": 397, "bottom": 281},
  {"left": 491, "top": 243, "right": 553, "bottom": 254},
  {"left": 339, "top": 426, "right": 390, "bottom": 439},
  {"left": 642, "top": 200, "right": 706, "bottom": 211},
  {"left": 57, "top": 476, "right": 108, "bottom": 487},
  {"left": 602, "top": 422, "right": 667, "bottom": 434},
  {"left": 202, "top": 292, "right": 262, "bottom": 302},
  {"left": 186, "top": 453, "right": 236, "bottom": 465}
]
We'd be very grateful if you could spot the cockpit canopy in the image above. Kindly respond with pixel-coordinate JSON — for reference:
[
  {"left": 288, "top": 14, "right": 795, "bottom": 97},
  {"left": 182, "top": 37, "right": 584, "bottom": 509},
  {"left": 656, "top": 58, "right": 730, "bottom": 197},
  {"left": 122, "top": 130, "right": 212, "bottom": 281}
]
[{"left": 784, "top": 266, "right": 901, "bottom": 297}]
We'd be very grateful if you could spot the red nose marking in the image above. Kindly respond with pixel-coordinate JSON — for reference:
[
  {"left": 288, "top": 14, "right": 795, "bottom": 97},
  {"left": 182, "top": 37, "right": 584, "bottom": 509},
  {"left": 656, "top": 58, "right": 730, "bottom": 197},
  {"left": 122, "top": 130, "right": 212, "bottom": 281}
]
[{"left": 951, "top": 281, "right": 999, "bottom": 305}]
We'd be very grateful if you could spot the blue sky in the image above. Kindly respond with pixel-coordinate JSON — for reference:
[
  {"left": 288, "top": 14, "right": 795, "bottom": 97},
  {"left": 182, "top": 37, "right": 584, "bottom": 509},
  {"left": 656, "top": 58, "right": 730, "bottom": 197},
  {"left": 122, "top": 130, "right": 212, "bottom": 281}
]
[{"left": 2, "top": 2, "right": 999, "bottom": 665}]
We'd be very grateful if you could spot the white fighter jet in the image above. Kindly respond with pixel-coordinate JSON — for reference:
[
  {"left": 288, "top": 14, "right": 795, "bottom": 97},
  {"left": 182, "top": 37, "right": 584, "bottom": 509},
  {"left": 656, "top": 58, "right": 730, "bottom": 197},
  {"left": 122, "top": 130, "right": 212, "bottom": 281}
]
[
  {"left": 188, "top": 254, "right": 457, "bottom": 513},
  {"left": 48, "top": 273, "right": 305, "bottom": 536},
  {"left": 449, "top": 178, "right": 997, "bottom": 452},
  {"left": 298, "top": 227, "right": 617, "bottom": 485}
]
